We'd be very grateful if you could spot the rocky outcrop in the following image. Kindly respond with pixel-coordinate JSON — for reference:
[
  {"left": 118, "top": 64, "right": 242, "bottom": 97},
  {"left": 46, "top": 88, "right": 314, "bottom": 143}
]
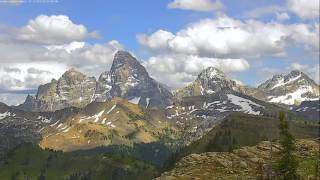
[
  {"left": 157, "top": 139, "right": 319, "bottom": 179},
  {"left": 94, "top": 71, "right": 113, "bottom": 102},
  {"left": 19, "top": 69, "right": 96, "bottom": 112}
]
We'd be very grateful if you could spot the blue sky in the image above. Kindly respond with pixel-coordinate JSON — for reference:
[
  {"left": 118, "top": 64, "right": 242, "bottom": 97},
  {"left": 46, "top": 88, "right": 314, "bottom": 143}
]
[
  {"left": 0, "top": 0, "right": 299, "bottom": 50},
  {"left": 0, "top": 0, "right": 319, "bottom": 105}
]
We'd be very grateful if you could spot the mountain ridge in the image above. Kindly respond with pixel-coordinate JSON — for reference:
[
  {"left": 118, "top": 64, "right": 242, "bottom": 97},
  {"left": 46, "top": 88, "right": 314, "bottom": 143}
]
[
  {"left": 174, "top": 67, "right": 242, "bottom": 99},
  {"left": 257, "top": 70, "right": 319, "bottom": 105},
  {"left": 18, "top": 50, "right": 319, "bottom": 112},
  {"left": 19, "top": 51, "right": 174, "bottom": 112}
]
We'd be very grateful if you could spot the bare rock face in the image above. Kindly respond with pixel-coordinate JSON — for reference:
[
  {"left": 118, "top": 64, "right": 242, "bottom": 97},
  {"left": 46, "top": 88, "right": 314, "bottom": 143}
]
[
  {"left": 94, "top": 71, "right": 113, "bottom": 102},
  {"left": 258, "top": 70, "right": 319, "bottom": 105},
  {"left": 175, "top": 67, "right": 240, "bottom": 98},
  {"left": 106, "top": 51, "right": 173, "bottom": 108},
  {"left": 20, "top": 69, "right": 96, "bottom": 112}
]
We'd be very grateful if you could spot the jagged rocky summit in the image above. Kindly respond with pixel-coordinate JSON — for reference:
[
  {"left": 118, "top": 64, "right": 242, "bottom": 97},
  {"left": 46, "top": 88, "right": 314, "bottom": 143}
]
[
  {"left": 175, "top": 67, "right": 242, "bottom": 98},
  {"left": 19, "top": 69, "right": 96, "bottom": 112},
  {"left": 96, "top": 51, "right": 173, "bottom": 108},
  {"left": 174, "top": 67, "right": 319, "bottom": 107},
  {"left": 19, "top": 51, "right": 173, "bottom": 112},
  {"left": 258, "top": 70, "right": 319, "bottom": 105}
]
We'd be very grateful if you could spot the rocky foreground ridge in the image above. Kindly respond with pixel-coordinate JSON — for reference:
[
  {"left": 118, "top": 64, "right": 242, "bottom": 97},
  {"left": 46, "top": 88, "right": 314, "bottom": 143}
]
[{"left": 157, "top": 139, "right": 319, "bottom": 180}]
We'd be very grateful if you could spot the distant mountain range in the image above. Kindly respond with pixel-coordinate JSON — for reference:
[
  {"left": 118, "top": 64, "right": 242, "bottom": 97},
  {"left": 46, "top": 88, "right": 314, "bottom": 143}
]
[
  {"left": 1, "top": 50, "right": 318, "bottom": 152},
  {"left": 17, "top": 51, "right": 319, "bottom": 113},
  {"left": 0, "top": 50, "right": 319, "bottom": 179}
]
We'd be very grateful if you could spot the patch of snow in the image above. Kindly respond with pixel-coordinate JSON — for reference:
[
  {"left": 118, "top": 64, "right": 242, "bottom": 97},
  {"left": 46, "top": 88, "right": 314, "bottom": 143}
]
[
  {"left": 200, "top": 85, "right": 204, "bottom": 95},
  {"left": 62, "top": 127, "right": 71, "bottom": 133},
  {"left": 268, "top": 86, "right": 317, "bottom": 105},
  {"left": 146, "top": 98, "right": 150, "bottom": 108},
  {"left": 188, "top": 105, "right": 195, "bottom": 111},
  {"left": 126, "top": 76, "right": 140, "bottom": 87},
  {"left": 59, "top": 125, "right": 69, "bottom": 131},
  {"left": 105, "top": 121, "right": 116, "bottom": 128},
  {"left": 79, "top": 117, "right": 87, "bottom": 123},
  {"left": 203, "top": 102, "right": 207, "bottom": 108},
  {"left": 188, "top": 108, "right": 198, "bottom": 115},
  {"left": 93, "top": 110, "right": 105, "bottom": 122},
  {"left": 57, "top": 123, "right": 63, "bottom": 128},
  {"left": 37, "top": 116, "right": 51, "bottom": 123},
  {"left": 129, "top": 97, "right": 141, "bottom": 105},
  {"left": 204, "top": 101, "right": 221, "bottom": 108},
  {"left": 206, "top": 90, "right": 215, "bottom": 94},
  {"left": 208, "top": 68, "right": 218, "bottom": 78},
  {"left": 272, "top": 74, "right": 301, "bottom": 89},
  {"left": 50, "top": 120, "right": 60, "bottom": 127},
  {"left": 0, "top": 111, "right": 15, "bottom": 120},
  {"left": 38, "top": 127, "right": 45, "bottom": 133},
  {"left": 102, "top": 118, "right": 107, "bottom": 124},
  {"left": 166, "top": 105, "right": 174, "bottom": 109},
  {"left": 216, "top": 107, "right": 229, "bottom": 112},
  {"left": 227, "top": 94, "right": 263, "bottom": 115},
  {"left": 107, "top": 105, "right": 117, "bottom": 114}
]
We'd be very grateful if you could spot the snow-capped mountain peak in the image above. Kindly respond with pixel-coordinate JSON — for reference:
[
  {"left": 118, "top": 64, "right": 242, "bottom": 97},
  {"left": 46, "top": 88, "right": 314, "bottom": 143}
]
[
  {"left": 199, "top": 67, "right": 226, "bottom": 80},
  {"left": 109, "top": 51, "right": 173, "bottom": 107},
  {"left": 258, "top": 70, "right": 319, "bottom": 105},
  {"left": 175, "top": 67, "right": 240, "bottom": 98}
]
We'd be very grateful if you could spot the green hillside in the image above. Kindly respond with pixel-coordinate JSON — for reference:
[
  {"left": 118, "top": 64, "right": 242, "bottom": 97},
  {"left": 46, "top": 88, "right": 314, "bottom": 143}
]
[
  {"left": 0, "top": 144, "right": 159, "bottom": 180},
  {"left": 165, "top": 112, "right": 319, "bottom": 168}
]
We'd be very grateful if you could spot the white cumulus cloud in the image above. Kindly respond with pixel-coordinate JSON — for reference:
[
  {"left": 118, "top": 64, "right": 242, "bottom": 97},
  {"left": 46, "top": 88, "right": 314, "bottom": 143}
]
[
  {"left": 14, "top": 15, "right": 98, "bottom": 44},
  {"left": 0, "top": 62, "right": 68, "bottom": 91},
  {"left": 0, "top": 14, "right": 124, "bottom": 94},
  {"left": 168, "top": 0, "right": 224, "bottom": 12},
  {"left": 138, "top": 16, "right": 319, "bottom": 58},
  {"left": 287, "top": 0, "right": 320, "bottom": 20},
  {"left": 143, "top": 54, "right": 250, "bottom": 88},
  {"left": 137, "top": 30, "right": 174, "bottom": 51}
]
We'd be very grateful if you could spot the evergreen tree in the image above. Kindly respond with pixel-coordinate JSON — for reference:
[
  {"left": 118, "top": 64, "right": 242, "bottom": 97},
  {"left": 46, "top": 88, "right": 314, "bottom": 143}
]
[
  {"left": 275, "top": 112, "right": 299, "bottom": 179},
  {"left": 315, "top": 119, "right": 320, "bottom": 178},
  {"left": 37, "top": 168, "right": 46, "bottom": 180}
]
